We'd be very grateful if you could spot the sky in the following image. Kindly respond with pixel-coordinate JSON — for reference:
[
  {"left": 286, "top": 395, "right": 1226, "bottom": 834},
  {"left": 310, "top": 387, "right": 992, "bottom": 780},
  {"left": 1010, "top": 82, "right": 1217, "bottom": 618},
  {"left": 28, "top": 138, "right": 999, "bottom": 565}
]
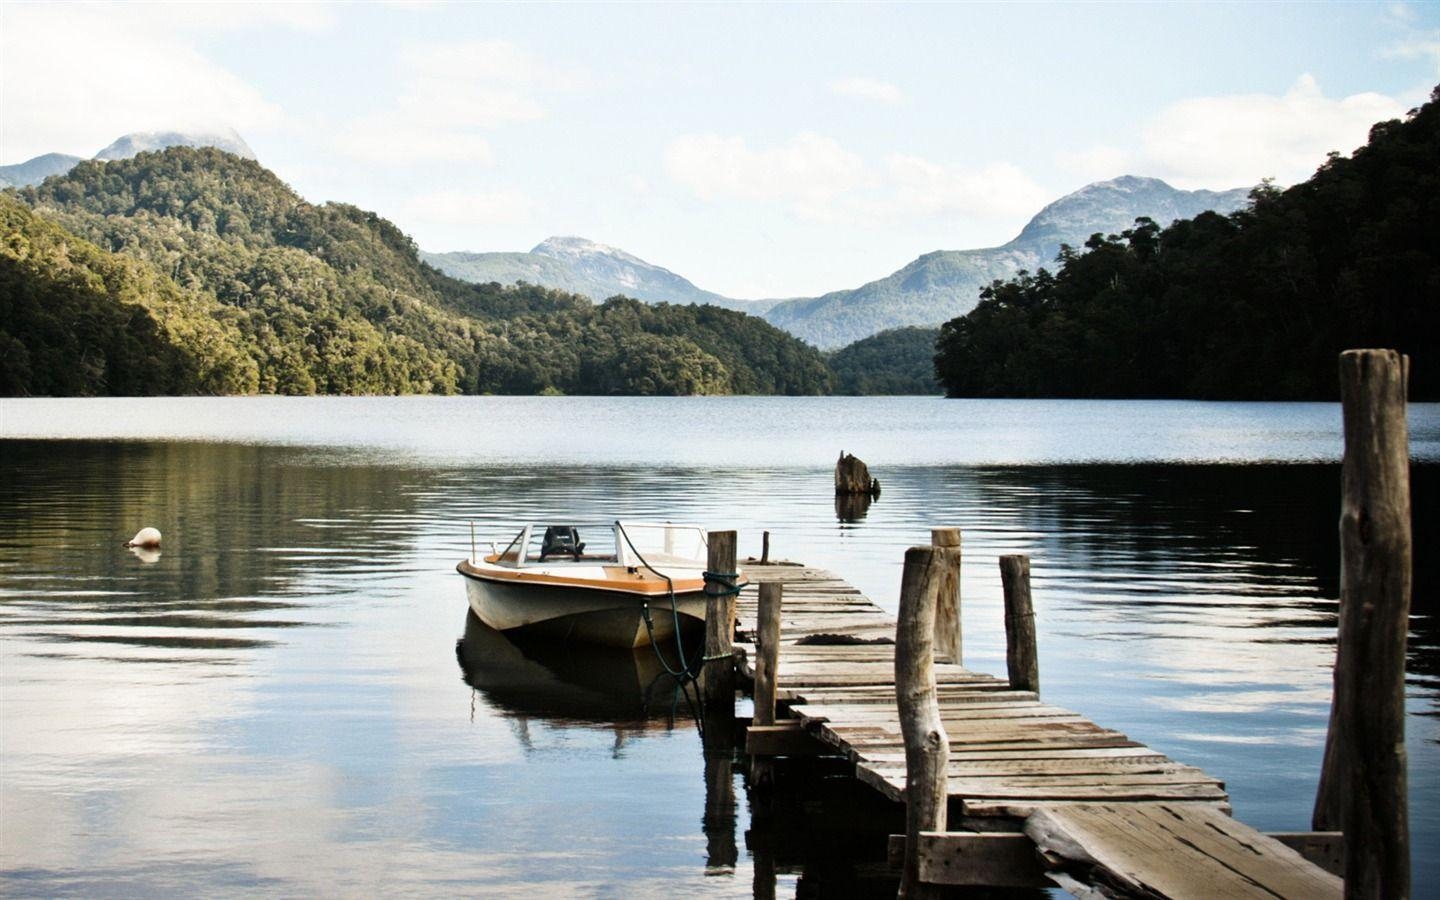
[{"left": 2, "top": 1, "right": 1438, "bottom": 299}]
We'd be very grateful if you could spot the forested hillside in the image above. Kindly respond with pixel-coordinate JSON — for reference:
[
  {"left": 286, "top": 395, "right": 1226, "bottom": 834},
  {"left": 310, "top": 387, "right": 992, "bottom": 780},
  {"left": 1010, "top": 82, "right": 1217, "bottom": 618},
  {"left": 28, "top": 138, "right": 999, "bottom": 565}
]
[
  {"left": 828, "top": 326, "right": 940, "bottom": 395},
  {"left": 935, "top": 86, "right": 1440, "bottom": 401},
  {"left": 3, "top": 148, "right": 831, "bottom": 396}
]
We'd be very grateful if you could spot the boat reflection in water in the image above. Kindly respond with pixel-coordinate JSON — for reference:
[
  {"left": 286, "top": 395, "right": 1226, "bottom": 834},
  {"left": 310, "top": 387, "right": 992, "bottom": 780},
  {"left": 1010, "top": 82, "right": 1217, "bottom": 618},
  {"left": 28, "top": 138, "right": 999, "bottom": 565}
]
[{"left": 454, "top": 610, "right": 700, "bottom": 729}]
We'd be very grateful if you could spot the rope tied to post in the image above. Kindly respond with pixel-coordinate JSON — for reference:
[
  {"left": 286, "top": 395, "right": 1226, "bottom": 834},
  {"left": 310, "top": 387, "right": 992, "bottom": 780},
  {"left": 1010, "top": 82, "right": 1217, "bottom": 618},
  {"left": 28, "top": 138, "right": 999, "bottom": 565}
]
[{"left": 702, "top": 570, "right": 744, "bottom": 596}]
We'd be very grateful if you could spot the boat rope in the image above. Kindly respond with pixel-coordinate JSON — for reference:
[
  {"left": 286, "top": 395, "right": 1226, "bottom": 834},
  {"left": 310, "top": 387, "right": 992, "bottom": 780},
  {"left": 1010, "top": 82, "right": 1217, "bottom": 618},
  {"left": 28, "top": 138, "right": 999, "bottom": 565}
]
[
  {"left": 617, "top": 521, "right": 697, "bottom": 681},
  {"left": 702, "top": 571, "right": 744, "bottom": 596}
]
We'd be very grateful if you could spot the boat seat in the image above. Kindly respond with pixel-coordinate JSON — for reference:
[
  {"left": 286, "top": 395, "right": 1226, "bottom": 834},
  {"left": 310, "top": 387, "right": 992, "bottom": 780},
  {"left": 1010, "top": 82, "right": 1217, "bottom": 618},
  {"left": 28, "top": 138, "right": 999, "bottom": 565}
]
[{"left": 539, "top": 526, "right": 585, "bottom": 560}]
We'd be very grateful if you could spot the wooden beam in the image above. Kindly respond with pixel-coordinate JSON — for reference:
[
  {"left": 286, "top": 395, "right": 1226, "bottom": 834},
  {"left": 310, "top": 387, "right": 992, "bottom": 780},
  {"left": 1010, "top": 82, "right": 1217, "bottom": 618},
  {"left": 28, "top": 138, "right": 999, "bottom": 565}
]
[
  {"left": 702, "top": 530, "right": 738, "bottom": 750},
  {"left": 1269, "top": 832, "right": 1345, "bottom": 878},
  {"left": 1000, "top": 555, "right": 1039, "bottom": 696},
  {"left": 745, "top": 721, "right": 828, "bottom": 757},
  {"left": 753, "top": 582, "right": 783, "bottom": 728},
  {"left": 930, "top": 527, "right": 962, "bottom": 665},
  {"left": 895, "top": 545, "right": 949, "bottom": 899},
  {"left": 1313, "top": 349, "right": 1412, "bottom": 899}
]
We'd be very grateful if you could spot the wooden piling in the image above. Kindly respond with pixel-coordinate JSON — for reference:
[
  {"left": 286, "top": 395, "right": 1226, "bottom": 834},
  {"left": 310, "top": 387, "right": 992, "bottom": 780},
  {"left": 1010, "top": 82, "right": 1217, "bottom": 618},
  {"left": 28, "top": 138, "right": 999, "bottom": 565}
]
[
  {"left": 703, "top": 531, "right": 739, "bottom": 746},
  {"left": 753, "top": 582, "right": 783, "bottom": 728},
  {"left": 761, "top": 530, "right": 770, "bottom": 564},
  {"left": 750, "top": 581, "right": 784, "bottom": 786},
  {"left": 836, "top": 451, "right": 881, "bottom": 496},
  {"left": 1313, "top": 349, "right": 1412, "bottom": 897},
  {"left": 930, "top": 528, "right": 962, "bottom": 665},
  {"left": 895, "top": 545, "right": 950, "bottom": 900},
  {"left": 1000, "top": 555, "right": 1039, "bottom": 696}
]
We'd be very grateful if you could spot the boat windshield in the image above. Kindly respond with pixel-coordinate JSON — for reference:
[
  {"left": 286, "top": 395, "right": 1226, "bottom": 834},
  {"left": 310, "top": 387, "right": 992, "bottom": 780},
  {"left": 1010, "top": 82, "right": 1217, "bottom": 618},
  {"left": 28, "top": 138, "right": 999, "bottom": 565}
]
[
  {"left": 494, "top": 524, "right": 622, "bottom": 567},
  {"left": 616, "top": 522, "right": 707, "bottom": 569}
]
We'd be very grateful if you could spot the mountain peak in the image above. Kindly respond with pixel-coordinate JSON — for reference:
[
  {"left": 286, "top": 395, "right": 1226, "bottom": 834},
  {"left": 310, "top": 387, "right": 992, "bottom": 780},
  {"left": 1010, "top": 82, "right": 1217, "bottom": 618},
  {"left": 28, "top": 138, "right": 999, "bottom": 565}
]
[
  {"left": 532, "top": 236, "right": 637, "bottom": 263},
  {"left": 94, "top": 127, "right": 256, "bottom": 162},
  {"left": 1009, "top": 174, "right": 1251, "bottom": 254}
]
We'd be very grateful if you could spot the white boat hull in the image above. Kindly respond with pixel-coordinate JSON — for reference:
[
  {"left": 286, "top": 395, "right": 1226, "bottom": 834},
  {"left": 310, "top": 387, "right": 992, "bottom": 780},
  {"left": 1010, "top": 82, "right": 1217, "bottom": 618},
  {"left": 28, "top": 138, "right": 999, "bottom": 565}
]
[{"left": 459, "top": 564, "right": 708, "bottom": 648}]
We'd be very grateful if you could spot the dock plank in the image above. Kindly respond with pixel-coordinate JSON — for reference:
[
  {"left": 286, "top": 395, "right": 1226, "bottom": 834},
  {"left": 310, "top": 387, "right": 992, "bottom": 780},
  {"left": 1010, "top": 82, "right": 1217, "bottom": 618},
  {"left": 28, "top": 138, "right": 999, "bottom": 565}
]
[{"left": 739, "top": 563, "right": 1337, "bottom": 897}]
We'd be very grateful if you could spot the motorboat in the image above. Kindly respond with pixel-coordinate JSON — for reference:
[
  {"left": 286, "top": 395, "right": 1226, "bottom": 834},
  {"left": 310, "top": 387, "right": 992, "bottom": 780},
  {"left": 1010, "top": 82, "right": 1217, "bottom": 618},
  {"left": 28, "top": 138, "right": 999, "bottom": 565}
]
[{"left": 456, "top": 521, "right": 742, "bottom": 649}]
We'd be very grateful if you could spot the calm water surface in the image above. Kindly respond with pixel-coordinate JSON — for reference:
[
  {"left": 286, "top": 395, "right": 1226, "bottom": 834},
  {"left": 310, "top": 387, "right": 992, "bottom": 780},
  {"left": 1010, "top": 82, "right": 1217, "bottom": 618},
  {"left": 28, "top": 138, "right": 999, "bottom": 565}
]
[{"left": 2, "top": 397, "right": 1437, "bottom": 897}]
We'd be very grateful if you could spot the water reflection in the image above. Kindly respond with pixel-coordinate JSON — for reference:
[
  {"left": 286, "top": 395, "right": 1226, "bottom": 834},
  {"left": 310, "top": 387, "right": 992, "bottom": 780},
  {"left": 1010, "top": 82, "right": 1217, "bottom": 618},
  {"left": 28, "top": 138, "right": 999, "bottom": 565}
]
[
  {"left": 455, "top": 611, "right": 697, "bottom": 729},
  {"left": 1, "top": 433, "right": 1436, "bottom": 895},
  {"left": 834, "top": 492, "right": 874, "bottom": 523}
]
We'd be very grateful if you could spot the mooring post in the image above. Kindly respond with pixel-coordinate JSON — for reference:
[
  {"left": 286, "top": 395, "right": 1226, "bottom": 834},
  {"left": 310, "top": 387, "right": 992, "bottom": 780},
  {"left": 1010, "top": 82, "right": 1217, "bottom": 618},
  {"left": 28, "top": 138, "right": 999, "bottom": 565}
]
[
  {"left": 702, "top": 530, "right": 739, "bottom": 744},
  {"left": 754, "top": 582, "right": 783, "bottom": 728},
  {"left": 896, "top": 545, "right": 950, "bottom": 900},
  {"left": 1000, "top": 555, "right": 1039, "bottom": 696},
  {"left": 761, "top": 530, "right": 771, "bottom": 564},
  {"left": 1312, "top": 349, "right": 1411, "bottom": 897},
  {"left": 930, "top": 528, "right": 962, "bottom": 665},
  {"left": 750, "top": 581, "right": 784, "bottom": 786}
]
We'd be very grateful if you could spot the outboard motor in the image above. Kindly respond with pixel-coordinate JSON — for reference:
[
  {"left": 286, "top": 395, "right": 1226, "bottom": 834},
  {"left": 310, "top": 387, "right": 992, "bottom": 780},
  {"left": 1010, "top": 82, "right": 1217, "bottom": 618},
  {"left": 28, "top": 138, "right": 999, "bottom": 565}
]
[{"left": 540, "top": 525, "right": 585, "bottom": 560}]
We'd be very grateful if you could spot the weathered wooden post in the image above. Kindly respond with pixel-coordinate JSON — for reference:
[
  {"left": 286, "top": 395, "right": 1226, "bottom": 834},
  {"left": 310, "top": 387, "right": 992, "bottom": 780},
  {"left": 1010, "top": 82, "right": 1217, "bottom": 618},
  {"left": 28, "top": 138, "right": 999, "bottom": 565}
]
[
  {"left": 836, "top": 450, "right": 881, "bottom": 496},
  {"left": 750, "top": 581, "right": 784, "bottom": 786},
  {"left": 701, "top": 531, "right": 740, "bottom": 871},
  {"left": 999, "top": 555, "right": 1039, "bottom": 696},
  {"left": 761, "top": 530, "right": 771, "bottom": 564},
  {"left": 930, "top": 528, "right": 962, "bottom": 665},
  {"left": 702, "top": 530, "right": 739, "bottom": 732},
  {"left": 896, "top": 545, "right": 950, "bottom": 899},
  {"left": 1312, "top": 349, "right": 1412, "bottom": 898}
]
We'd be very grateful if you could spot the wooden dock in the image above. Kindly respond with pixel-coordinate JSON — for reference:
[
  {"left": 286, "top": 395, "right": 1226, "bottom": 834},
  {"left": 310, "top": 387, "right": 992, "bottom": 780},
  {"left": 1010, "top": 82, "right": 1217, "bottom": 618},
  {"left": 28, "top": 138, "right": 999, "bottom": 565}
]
[{"left": 732, "top": 561, "right": 1344, "bottom": 898}]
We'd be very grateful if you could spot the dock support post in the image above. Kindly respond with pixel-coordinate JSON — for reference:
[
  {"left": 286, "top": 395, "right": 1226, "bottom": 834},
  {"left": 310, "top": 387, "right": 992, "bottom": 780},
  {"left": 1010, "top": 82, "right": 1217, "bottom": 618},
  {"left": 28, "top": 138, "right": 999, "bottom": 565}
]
[
  {"left": 702, "top": 530, "right": 739, "bottom": 733},
  {"left": 930, "top": 528, "right": 962, "bottom": 665},
  {"left": 1313, "top": 349, "right": 1411, "bottom": 898},
  {"left": 750, "top": 581, "right": 784, "bottom": 786},
  {"left": 761, "top": 530, "right": 770, "bottom": 564},
  {"left": 701, "top": 531, "right": 739, "bottom": 870},
  {"left": 896, "top": 546, "right": 950, "bottom": 900},
  {"left": 1000, "top": 555, "right": 1039, "bottom": 697}
]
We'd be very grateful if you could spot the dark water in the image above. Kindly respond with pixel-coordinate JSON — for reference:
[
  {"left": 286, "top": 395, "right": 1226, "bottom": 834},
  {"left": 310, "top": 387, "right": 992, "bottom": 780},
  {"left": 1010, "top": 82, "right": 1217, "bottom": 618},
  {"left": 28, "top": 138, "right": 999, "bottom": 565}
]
[{"left": 2, "top": 398, "right": 1437, "bottom": 897}]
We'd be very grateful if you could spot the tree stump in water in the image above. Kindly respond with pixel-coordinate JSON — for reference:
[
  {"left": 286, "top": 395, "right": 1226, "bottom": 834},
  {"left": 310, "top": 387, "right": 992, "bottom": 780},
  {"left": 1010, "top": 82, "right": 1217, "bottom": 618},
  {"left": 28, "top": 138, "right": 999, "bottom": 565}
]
[{"left": 835, "top": 451, "right": 881, "bottom": 496}]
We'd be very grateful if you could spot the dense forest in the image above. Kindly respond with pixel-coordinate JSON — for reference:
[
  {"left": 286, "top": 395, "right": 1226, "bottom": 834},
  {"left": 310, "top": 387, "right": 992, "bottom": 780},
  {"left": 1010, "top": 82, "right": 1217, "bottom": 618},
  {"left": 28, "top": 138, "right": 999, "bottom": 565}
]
[
  {"left": 935, "top": 85, "right": 1440, "bottom": 400},
  {"left": 2, "top": 148, "right": 832, "bottom": 396},
  {"left": 828, "top": 326, "right": 941, "bottom": 394}
]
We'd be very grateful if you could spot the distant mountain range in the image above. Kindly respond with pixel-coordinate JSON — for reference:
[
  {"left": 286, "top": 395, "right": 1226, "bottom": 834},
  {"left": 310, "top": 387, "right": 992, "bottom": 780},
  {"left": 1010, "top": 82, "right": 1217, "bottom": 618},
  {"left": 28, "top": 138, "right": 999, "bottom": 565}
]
[
  {"left": 423, "top": 237, "right": 765, "bottom": 314},
  {"left": 0, "top": 128, "right": 256, "bottom": 188},
  {"left": 4, "top": 127, "right": 1252, "bottom": 349},
  {"left": 763, "top": 176, "right": 1253, "bottom": 347},
  {"left": 428, "top": 176, "right": 1253, "bottom": 348}
]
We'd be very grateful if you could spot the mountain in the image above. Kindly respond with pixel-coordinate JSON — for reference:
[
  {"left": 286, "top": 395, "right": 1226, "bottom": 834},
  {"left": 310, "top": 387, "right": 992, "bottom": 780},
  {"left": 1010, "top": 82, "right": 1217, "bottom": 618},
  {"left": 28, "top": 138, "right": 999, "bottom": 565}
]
[
  {"left": 0, "top": 153, "right": 85, "bottom": 189},
  {"left": 424, "top": 237, "right": 770, "bottom": 314},
  {"left": 4, "top": 147, "right": 830, "bottom": 397},
  {"left": 94, "top": 127, "right": 257, "bottom": 161},
  {"left": 763, "top": 176, "right": 1253, "bottom": 348},
  {"left": 0, "top": 129, "right": 258, "bottom": 189},
  {"left": 934, "top": 87, "right": 1440, "bottom": 400}
]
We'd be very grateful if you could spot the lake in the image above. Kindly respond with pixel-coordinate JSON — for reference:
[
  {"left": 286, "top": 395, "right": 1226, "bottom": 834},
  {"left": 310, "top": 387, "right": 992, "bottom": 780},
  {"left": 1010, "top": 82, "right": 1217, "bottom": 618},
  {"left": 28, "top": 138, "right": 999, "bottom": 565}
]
[{"left": 2, "top": 397, "right": 1437, "bottom": 897}]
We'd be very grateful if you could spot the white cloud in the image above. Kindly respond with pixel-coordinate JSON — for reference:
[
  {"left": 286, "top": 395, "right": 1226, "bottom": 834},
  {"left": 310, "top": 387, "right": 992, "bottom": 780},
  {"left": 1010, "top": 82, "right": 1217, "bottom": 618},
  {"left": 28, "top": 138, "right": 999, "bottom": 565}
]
[
  {"left": 400, "top": 189, "right": 538, "bottom": 226},
  {"left": 884, "top": 156, "right": 1049, "bottom": 218},
  {"left": 329, "top": 39, "right": 578, "bottom": 165},
  {"left": 332, "top": 118, "right": 495, "bottom": 165},
  {"left": 1383, "top": 32, "right": 1440, "bottom": 76},
  {"left": 0, "top": 4, "right": 288, "bottom": 162},
  {"left": 664, "top": 132, "right": 1046, "bottom": 227},
  {"left": 1059, "top": 75, "right": 1408, "bottom": 189},
  {"left": 663, "top": 132, "right": 868, "bottom": 220},
  {"left": 831, "top": 77, "right": 905, "bottom": 104}
]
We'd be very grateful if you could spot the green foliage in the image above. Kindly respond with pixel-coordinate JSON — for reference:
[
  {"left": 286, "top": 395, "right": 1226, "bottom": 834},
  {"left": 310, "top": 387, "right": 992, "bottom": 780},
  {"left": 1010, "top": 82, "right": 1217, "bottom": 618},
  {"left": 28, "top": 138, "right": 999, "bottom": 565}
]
[
  {"left": 936, "top": 86, "right": 1440, "bottom": 400},
  {"left": 7, "top": 147, "right": 833, "bottom": 396},
  {"left": 0, "top": 193, "right": 257, "bottom": 395},
  {"left": 828, "top": 326, "right": 941, "bottom": 395}
]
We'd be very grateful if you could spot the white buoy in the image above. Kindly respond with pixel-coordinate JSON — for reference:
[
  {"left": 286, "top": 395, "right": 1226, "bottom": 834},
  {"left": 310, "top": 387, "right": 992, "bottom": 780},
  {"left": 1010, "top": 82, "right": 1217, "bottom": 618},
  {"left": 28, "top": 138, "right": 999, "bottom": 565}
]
[{"left": 126, "top": 527, "right": 162, "bottom": 549}]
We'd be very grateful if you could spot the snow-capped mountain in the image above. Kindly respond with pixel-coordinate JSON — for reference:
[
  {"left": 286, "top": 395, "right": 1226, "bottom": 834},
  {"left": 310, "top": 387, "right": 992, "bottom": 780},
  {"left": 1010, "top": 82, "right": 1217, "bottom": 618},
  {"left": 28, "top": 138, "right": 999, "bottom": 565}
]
[{"left": 0, "top": 128, "right": 257, "bottom": 188}]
